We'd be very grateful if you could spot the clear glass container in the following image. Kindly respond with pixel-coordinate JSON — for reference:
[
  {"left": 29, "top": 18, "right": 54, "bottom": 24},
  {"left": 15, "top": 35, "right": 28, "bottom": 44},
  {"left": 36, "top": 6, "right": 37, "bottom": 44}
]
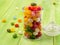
[{"left": 24, "top": 3, "right": 42, "bottom": 39}]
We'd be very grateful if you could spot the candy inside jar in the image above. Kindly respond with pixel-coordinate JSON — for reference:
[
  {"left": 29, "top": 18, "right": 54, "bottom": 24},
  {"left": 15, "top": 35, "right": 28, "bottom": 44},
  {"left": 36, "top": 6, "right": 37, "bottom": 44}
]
[{"left": 24, "top": 3, "right": 42, "bottom": 39}]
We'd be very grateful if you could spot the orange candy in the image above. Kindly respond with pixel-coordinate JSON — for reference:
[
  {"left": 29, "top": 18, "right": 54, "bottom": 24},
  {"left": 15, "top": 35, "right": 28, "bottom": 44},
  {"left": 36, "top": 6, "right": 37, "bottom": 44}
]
[
  {"left": 24, "top": 7, "right": 32, "bottom": 17},
  {"left": 24, "top": 18, "right": 28, "bottom": 22},
  {"left": 18, "top": 19, "right": 22, "bottom": 23},
  {"left": 24, "top": 7, "right": 28, "bottom": 11}
]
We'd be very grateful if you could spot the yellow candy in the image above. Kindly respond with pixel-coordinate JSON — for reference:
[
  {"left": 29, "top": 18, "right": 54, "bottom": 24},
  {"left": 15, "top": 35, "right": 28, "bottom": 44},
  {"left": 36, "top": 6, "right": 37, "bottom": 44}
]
[
  {"left": 24, "top": 10, "right": 31, "bottom": 15},
  {"left": 2, "top": 19, "right": 6, "bottom": 23},
  {"left": 32, "top": 17, "right": 37, "bottom": 21},
  {"left": 24, "top": 18, "right": 28, "bottom": 22},
  {"left": 24, "top": 7, "right": 32, "bottom": 18},
  {"left": 10, "top": 28, "right": 15, "bottom": 32},
  {"left": 24, "top": 7, "right": 28, "bottom": 11},
  {"left": 28, "top": 22, "right": 33, "bottom": 27},
  {"left": 24, "top": 7, "right": 31, "bottom": 16}
]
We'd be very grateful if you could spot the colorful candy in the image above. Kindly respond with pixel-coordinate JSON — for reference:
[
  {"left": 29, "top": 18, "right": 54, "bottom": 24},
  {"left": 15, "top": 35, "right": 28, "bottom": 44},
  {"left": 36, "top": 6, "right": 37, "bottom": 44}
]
[
  {"left": 24, "top": 3, "right": 42, "bottom": 39},
  {"left": 2, "top": 19, "right": 6, "bottom": 23},
  {"left": 53, "top": 2, "right": 56, "bottom": 5},
  {"left": 7, "top": 28, "right": 15, "bottom": 33},
  {"left": 15, "top": 23, "right": 19, "bottom": 28},
  {"left": 10, "top": 28, "right": 15, "bottom": 32},
  {"left": 16, "top": 7, "right": 19, "bottom": 10},
  {"left": 18, "top": 31, "right": 23, "bottom": 35},
  {"left": 13, "top": 16, "right": 17, "bottom": 20},
  {"left": 36, "top": 32, "right": 42, "bottom": 38},
  {"left": 18, "top": 19, "right": 22, "bottom": 23},
  {"left": 7, "top": 29, "right": 11, "bottom": 33},
  {"left": 13, "top": 34, "right": 18, "bottom": 38},
  {"left": 11, "top": 22, "right": 14, "bottom": 26}
]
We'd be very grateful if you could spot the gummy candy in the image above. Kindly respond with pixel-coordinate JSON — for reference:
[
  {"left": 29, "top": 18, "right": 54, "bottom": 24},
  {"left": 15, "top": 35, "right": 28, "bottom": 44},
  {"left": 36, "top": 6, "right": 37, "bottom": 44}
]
[{"left": 15, "top": 24, "right": 19, "bottom": 28}]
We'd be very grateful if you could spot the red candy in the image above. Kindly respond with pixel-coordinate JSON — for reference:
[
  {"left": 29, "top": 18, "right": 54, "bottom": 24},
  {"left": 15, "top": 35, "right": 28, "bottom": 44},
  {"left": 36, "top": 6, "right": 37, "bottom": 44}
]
[
  {"left": 15, "top": 24, "right": 19, "bottom": 28},
  {"left": 36, "top": 22, "right": 41, "bottom": 26},
  {"left": 36, "top": 32, "right": 42, "bottom": 38},
  {"left": 28, "top": 6, "right": 37, "bottom": 11},
  {"left": 28, "top": 6, "right": 41, "bottom": 11},
  {"left": 24, "top": 32, "right": 30, "bottom": 38},
  {"left": 37, "top": 7, "right": 41, "bottom": 11}
]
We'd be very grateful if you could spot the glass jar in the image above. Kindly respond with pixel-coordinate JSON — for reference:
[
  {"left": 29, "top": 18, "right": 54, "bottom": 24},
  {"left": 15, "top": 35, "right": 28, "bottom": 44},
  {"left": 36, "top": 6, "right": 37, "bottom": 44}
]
[{"left": 24, "top": 3, "right": 42, "bottom": 39}]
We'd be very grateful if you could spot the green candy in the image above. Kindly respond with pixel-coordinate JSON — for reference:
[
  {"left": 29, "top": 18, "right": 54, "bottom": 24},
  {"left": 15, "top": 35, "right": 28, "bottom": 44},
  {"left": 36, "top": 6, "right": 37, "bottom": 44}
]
[
  {"left": 53, "top": 2, "right": 56, "bottom": 5},
  {"left": 30, "top": 34, "right": 35, "bottom": 39},
  {"left": 7, "top": 29, "right": 11, "bottom": 33},
  {"left": 25, "top": 26, "right": 34, "bottom": 33},
  {"left": 13, "top": 34, "right": 18, "bottom": 38},
  {"left": 31, "top": 3, "right": 37, "bottom": 6},
  {"left": 11, "top": 22, "right": 14, "bottom": 26}
]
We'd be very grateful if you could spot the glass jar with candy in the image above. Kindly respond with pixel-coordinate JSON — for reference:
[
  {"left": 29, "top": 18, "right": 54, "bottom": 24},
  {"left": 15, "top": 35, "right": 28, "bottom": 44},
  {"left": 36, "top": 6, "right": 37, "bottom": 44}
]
[{"left": 23, "top": 3, "right": 42, "bottom": 39}]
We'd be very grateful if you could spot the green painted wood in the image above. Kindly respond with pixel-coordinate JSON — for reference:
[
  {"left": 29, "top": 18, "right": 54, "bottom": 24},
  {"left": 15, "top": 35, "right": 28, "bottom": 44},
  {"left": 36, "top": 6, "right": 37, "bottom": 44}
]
[{"left": 0, "top": 0, "right": 60, "bottom": 45}]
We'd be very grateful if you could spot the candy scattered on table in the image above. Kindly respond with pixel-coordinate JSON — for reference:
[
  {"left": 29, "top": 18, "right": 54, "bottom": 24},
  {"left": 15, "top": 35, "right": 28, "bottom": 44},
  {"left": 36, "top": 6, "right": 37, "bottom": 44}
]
[
  {"left": 18, "top": 19, "right": 22, "bottom": 23},
  {"left": 11, "top": 22, "right": 15, "bottom": 26},
  {"left": 7, "top": 28, "right": 15, "bottom": 33},
  {"left": 13, "top": 16, "right": 17, "bottom": 20},
  {"left": 7, "top": 29, "right": 11, "bottom": 33},
  {"left": 18, "top": 31, "right": 23, "bottom": 35},
  {"left": 53, "top": 2, "right": 56, "bottom": 5},
  {"left": 24, "top": 3, "right": 42, "bottom": 39},
  {"left": 2, "top": 19, "right": 6, "bottom": 23},
  {"left": 13, "top": 34, "right": 18, "bottom": 38},
  {"left": 16, "top": 7, "right": 19, "bottom": 10},
  {"left": 15, "top": 23, "right": 19, "bottom": 28},
  {"left": 10, "top": 28, "right": 15, "bottom": 32}
]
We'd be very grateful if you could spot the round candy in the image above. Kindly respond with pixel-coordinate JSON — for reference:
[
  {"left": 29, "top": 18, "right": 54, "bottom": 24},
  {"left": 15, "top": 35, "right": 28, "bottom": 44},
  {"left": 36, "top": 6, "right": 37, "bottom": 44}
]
[
  {"left": 33, "top": 32, "right": 38, "bottom": 35},
  {"left": 31, "top": 3, "right": 37, "bottom": 6},
  {"left": 24, "top": 32, "right": 30, "bottom": 38},
  {"left": 24, "top": 18, "right": 28, "bottom": 22},
  {"left": 37, "top": 6, "right": 41, "bottom": 11},
  {"left": 7, "top": 29, "right": 11, "bottom": 33},
  {"left": 18, "top": 19, "right": 22, "bottom": 23},
  {"left": 53, "top": 2, "right": 56, "bottom": 5},
  {"left": 24, "top": 10, "right": 31, "bottom": 16},
  {"left": 16, "top": 7, "right": 19, "bottom": 10},
  {"left": 15, "top": 23, "right": 19, "bottom": 28},
  {"left": 36, "top": 18, "right": 41, "bottom": 22},
  {"left": 30, "top": 35, "right": 35, "bottom": 39},
  {"left": 13, "top": 34, "right": 18, "bottom": 38},
  {"left": 10, "top": 28, "right": 15, "bottom": 32},
  {"left": 13, "top": 16, "right": 17, "bottom": 20},
  {"left": 36, "top": 32, "right": 42, "bottom": 38},
  {"left": 31, "top": 25, "right": 36, "bottom": 31},
  {"left": 28, "top": 18, "right": 33, "bottom": 22},
  {"left": 18, "top": 31, "right": 23, "bottom": 35},
  {"left": 35, "top": 28, "right": 40, "bottom": 32},
  {"left": 2, "top": 19, "right": 6, "bottom": 23},
  {"left": 23, "top": 7, "right": 28, "bottom": 11},
  {"left": 28, "top": 22, "right": 33, "bottom": 27},
  {"left": 11, "top": 22, "right": 14, "bottom": 26},
  {"left": 28, "top": 6, "right": 37, "bottom": 11}
]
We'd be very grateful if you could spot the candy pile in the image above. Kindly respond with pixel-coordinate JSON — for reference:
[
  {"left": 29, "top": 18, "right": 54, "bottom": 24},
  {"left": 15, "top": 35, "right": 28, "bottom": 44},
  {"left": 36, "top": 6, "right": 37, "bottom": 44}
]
[{"left": 24, "top": 3, "right": 42, "bottom": 39}]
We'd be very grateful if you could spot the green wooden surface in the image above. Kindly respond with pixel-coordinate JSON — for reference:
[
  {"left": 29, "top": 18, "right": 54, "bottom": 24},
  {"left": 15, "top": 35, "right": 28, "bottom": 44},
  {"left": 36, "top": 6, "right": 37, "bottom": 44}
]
[{"left": 0, "top": 0, "right": 60, "bottom": 45}]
